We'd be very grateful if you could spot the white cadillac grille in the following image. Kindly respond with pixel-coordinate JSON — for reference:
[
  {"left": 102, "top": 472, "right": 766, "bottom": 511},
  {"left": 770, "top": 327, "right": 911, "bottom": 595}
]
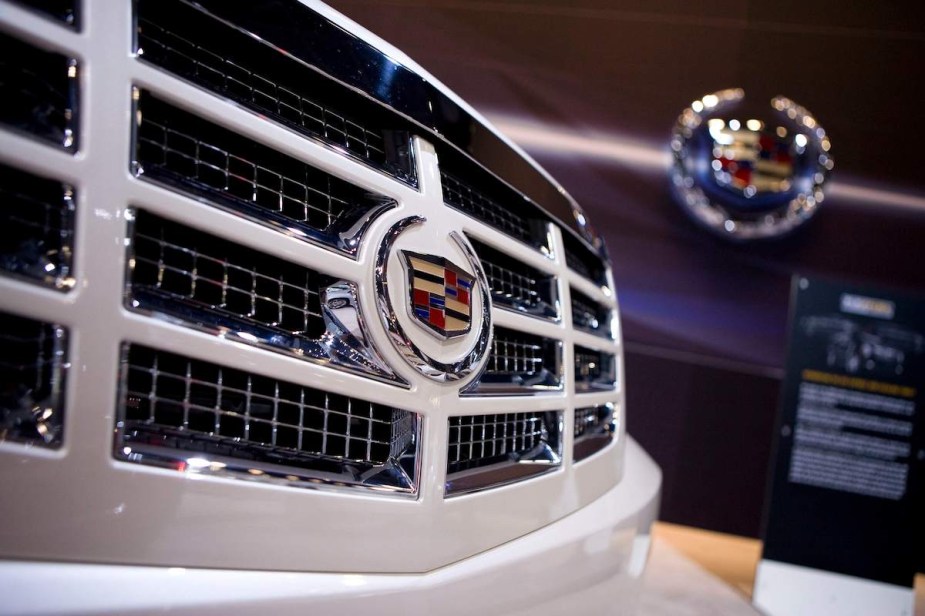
[{"left": 118, "top": 344, "right": 417, "bottom": 492}]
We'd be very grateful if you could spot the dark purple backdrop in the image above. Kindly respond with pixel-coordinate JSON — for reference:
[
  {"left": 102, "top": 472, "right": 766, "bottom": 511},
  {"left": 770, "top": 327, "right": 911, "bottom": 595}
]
[{"left": 330, "top": 0, "right": 925, "bottom": 538}]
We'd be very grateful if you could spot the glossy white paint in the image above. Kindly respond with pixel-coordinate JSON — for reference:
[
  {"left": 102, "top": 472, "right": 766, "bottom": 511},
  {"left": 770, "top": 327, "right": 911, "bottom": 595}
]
[
  {"left": 754, "top": 560, "right": 915, "bottom": 616},
  {"left": 0, "top": 438, "right": 659, "bottom": 616},
  {"left": 0, "top": 0, "right": 658, "bottom": 605}
]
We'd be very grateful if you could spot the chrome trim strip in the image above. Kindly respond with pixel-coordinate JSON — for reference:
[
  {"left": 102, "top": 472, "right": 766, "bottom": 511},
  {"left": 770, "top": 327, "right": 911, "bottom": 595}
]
[
  {"left": 188, "top": 0, "right": 604, "bottom": 257},
  {"left": 134, "top": 0, "right": 418, "bottom": 188},
  {"left": 124, "top": 208, "right": 405, "bottom": 386},
  {"left": 114, "top": 344, "right": 420, "bottom": 496},
  {"left": 375, "top": 217, "right": 493, "bottom": 382},
  {"left": 445, "top": 411, "right": 563, "bottom": 497},
  {"left": 573, "top": 403, "right": 617, "bottom": 463},
  {"left": 131, "top": 88, "right": 397, "bottom": 260}
]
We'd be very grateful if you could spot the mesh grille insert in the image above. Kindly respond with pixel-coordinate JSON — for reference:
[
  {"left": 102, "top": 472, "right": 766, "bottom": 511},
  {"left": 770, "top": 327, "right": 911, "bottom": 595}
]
[
  {"left": 117, "top": 345, "right": 417, "bottom": 492},
  {"left": 468, "top": 327, "right": 561, "bottom": 393},
  {"left": 128, "top": 208, "right": 329, "bottom": 346},
  {"left": 470, "top": 238, "right": 558, "bottom": 320},
  {"left": 571, "top": 288, "right": 611, "bottom": 338},
  {"left": 440, "top": 149, "right": 551, "bottom": 252},
  {"left": 136, "top": 0, "right": 415, "bottom": 185},
  {"left": 574, "top": 345, "right": 617, "bottom": 392},
  {"left": 0, "top": 31, "right": 77, "bottom": 148},
  {"left": 0, "top": 312, "right": 67, "bottom": 447},
  {"left": 134, "top": 91, "right": 395, "bottom": 256},
  {"left": 574, "top": 404, "right": 616, "bottom": 462},
  {"left": 445, "top": 411, "right": 561, "bottom": 495},
  {"left": 0, "top": 162, "right": 75, "bottom": 290},
  {"left": 562, "top": 231, "right": 606, "bottom": 285}
]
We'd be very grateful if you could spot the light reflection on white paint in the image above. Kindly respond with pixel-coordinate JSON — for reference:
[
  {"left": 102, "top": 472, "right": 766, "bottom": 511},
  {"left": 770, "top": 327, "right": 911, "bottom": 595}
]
[{"left": 487, "top": 114, "right": 925, "bottom": 213}]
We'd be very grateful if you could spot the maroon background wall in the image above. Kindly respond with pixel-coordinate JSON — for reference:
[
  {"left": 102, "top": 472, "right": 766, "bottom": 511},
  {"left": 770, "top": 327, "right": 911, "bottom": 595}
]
[{"left": 329, "top": 0, "right": 925, "bottom": 538}]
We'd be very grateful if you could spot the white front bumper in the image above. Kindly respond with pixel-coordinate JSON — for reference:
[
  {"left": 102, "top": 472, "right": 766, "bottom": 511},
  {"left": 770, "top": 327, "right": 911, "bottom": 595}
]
[{"left": 0, "top": 438, "right": 660, "bottom": 616}]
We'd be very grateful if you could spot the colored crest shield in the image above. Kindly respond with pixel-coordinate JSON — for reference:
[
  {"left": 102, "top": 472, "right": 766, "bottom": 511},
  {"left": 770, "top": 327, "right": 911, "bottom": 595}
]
[
  {"left": 711, "top": 122, "right": 794, "bottom": 197},
  {"left": 401, "top": 251, "right": 475, "bottom": 339}
]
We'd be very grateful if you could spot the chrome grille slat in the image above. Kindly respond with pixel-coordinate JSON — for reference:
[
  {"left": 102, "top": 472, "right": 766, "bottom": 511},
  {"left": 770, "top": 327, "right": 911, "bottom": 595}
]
[
  {"left": 445, "top": 410, "right": 561, "bottom": 495},
  {"left": 129, "top": 210, "right": 328, "bottom": 340},
  {"left": 0, "top": 312, "right": 67, "bottom": 447},
  {"left": 562, "top": 232, "right": 606, "bottom": 285},
  {"left": 574, "top": 345, "right": 617, "bottom": 392},
  {"left": 0, "top": 162, "right": 75, "bottom": 290},
  {"left": 470, "top": 238, "right": 558, "bottom": 320},
  {"left": 573, "top": 404, "right": 617, "bottom": 462},
  {"left": 0, "top": 31, "right": 77, "bottom": 149},
  {"left": 117, "top": 345, "right": 418, "bottom": 493},
  {"left": 134, "top": 91, "right": 395, "bottom": 257},
  {"left": 467, "top": 327, "right": 562, "bottom": 394},
  {"left": 441, "top": 170, "right": 540, "bottom": 246},
  {"left": 136, "top": 0, "right": 415, "bottom": 185},
  {"left": 571, "top": 288, "right": 611, "bottom": 338}
]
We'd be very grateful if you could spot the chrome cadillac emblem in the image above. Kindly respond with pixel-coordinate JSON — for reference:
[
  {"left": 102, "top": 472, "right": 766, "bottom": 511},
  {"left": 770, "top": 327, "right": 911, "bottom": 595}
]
[
  {"left": 402, "top": 251, "right": 474, "bottom": 339},
  {"left": 670, "top": 89, "right": 834, "bottom": 240},
  {"left": 375, "top": 217, "right": 492, "bottom": 382}
]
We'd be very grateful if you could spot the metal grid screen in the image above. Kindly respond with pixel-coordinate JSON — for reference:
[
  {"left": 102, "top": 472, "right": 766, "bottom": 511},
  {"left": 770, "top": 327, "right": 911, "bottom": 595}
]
[
  {"left": 0, "top": 31, "right": 77, "bottom": 148},
  {"left": 447, "top": 411, "right": 556, "bottom": 474},
  {"left": 470, "top": 238, "right": 557, "bottom": 319},
  {"left": 0, "top": 162, "right": 75, "bottom": 290},
  {"left": 574, "top": 405, "right": 612, "bottom": 439},
  {"left": 574, "top": 345, "right": 617, "bottom": 391},
  {"left": 571, "top": 288, "right": 611, "bottom": 338},
  {"left": 0, "top": 312, "right": 67, "bottom": 447},
  {"left": 136, "top": 0, "right": 414, "bottom": 184},
  {"left": 128, "top": 209, "right": 328, "bottom": 340},
  {"left": 118, "top": 345, "right": 416, "bottom": 479},
  {"left": 135, "top": 91, "right": 390, "bottom": 240},
  {"left": 486, "top": 328, "right": 547, "bottom": 377},
  {"left": 562, "top": 232, "right": 606, "bottom": 285}
]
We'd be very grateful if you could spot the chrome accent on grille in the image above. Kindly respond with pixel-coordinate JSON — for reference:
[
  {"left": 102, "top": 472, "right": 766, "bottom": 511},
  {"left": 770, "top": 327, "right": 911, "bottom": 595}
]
[
  {"left": 469, "top": 237, "right": 559, "bottom": 321},
  {"left": 135, "top": 0, "right": 416, "bottom": 186},
  {"left": 466, "top": 326, "right": 562, "bottom": 394},
  {"left": 574, "top": 345, "right": 617, "bottom": 392},
  {"left": 574, "top": 403, "right": 617, "bottom": 462},
  {"left": 440, "top": 161, "right": 552, "bottom": 253},
  {"left": 0, "top": 31, "right": 77, "bottom": 149},
  {"left": 116, "top": 344, "right": 418, "bottom": 494},
  {"left": 562, "top": 231, "right": 607, "bottom": 286},
  {"left": 126, "top": 209, "right": 400, "bottom": 384},
  {"left": 0, "top": 162, "right": 75, "bottom": 290},
  {"left": 375, "top": 217, "right": 493, "bottom": 382},
  {"left": 445, "top": 410, "right": 562, "bottom": 496},
  {"left": 0, "top": 311, "right": 67, "bottom": 447},
  {"left": 571, "top": 288, "right": 612, "bottom": 338},
  {"left": 133, "top": 90, "right": 395, "bottom": 258}
]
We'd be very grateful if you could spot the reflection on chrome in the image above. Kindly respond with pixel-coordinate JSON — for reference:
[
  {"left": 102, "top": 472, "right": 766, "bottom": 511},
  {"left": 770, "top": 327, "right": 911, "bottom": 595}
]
[
  {"left": 0, "top": 312, "right": 68, "bottom": 447},
  {"left": 670, "top": 88, "right": 833, "bottom": 240},
  {"left": 115, "top": 344, "right": 420, "bottom": 495},
  {"left": 444, "top": 410, "right": 563, "bottom": 496},
  {"left": 125, "top": 209, "right": 402, "bottom": 384},
  {"left": 574, "top": 403, "right": 618, "bottom": 463}
]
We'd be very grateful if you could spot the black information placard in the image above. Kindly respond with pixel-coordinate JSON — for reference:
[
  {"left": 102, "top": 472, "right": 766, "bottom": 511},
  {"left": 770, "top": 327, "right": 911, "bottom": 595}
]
[{"left": 762, "top": 277, "right": 924, "bottom": 587}]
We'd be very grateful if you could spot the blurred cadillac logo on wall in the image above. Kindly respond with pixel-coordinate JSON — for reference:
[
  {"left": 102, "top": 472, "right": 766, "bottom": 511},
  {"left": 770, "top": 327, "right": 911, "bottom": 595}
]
[{"left": 670, "top": 88, "right": 834, "bottom": 240}]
